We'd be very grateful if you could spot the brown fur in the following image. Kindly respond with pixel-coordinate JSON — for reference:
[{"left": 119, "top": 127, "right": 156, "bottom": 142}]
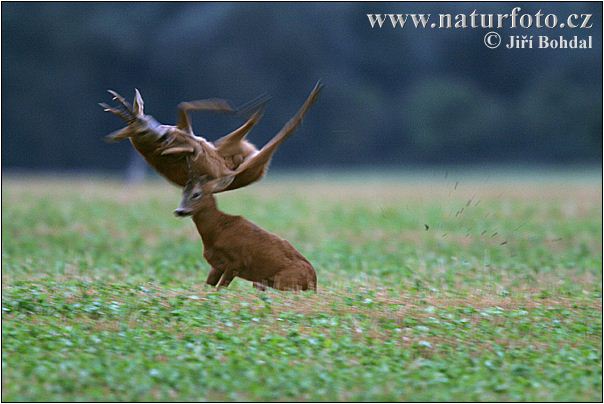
[{"left": 176, "top": 178, "right": 317, "bottom": 292}]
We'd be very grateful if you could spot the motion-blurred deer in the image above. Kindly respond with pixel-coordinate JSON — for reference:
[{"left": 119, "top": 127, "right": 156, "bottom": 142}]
[
  {"left": 174, "top": 162, "right": 317, "bottom": 291},
  {"left": 101, "top": 82, "right": 322, "bottom": 193}
]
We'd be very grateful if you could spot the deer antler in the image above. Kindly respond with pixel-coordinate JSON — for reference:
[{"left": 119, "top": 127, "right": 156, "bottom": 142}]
[
  {"left": 99, "top": 90, "right": 136, "bottom": 123},
  {"left": 100, "top": 89, "right": 158, "bottom": 143}
]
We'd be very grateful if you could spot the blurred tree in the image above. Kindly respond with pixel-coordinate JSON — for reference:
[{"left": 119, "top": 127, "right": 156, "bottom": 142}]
[
  {"left": 2, "top": 2, "right": 602, "bottom": 172},
  {"left": 402, "top": 79, "right": 508, "bottom": 163}
]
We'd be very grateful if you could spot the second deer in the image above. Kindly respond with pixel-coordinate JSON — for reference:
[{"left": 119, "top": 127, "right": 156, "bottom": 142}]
[{"left": 174, "top": 166, "right": 317, "bottom": 292}]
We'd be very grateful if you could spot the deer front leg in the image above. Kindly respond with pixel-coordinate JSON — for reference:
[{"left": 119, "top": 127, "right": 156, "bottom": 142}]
[
  {"left": 216, "top": 268, "right": 235, "bottom": 289},
  {"left": 177, "top": 99, "right": 235, "bottom": 133},
  {"left": 205, "top": 267, "right": 223, "bottom": 286},
  {"left": 102, "top": 89, "right": 168, "bottom": 143},
  {"left": 253, "top": 278, "right": 274, "bottom": 291}
]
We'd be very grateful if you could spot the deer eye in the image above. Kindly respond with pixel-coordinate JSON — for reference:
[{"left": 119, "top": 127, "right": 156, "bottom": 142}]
[{"left": 191, "top": 192, "right": 202, "bottom": 200}]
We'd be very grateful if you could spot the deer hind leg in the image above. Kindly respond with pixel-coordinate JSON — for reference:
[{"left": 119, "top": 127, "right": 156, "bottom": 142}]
[
  {"left": 222, "top": 81, "right": 324, "bottom": 192},
  {"left": 272, "top": 268, "right": 315, "bottom": 292},
  {"left": 205, "top": 267, "right": 223, "bottom": 286},
  {"left": 253, "top": 278, "right": 275, "bottom": 291},
  {"left": 253, "top": 282, "right": 267, "bottom": 291}
]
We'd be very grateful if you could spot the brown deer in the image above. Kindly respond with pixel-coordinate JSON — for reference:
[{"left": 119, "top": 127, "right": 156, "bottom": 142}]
[
  {"left": 174, "top": 163, "right": 317, "bottom": 292},
  {"left": 101, "top": 82, "right": 322, "bottom": 194}
]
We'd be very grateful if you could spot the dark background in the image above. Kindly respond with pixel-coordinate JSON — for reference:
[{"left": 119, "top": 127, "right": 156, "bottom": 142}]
[{"left": 2, "top": 2, "right": 602, "bottom": 177}]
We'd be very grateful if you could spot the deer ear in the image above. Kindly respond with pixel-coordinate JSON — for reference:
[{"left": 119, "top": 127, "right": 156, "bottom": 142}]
[
  {"left": 133, "top": 88, "right": 144, "bottom": 115},
  {"left": 208, "top": 175, "right": 235, "bottom": 193}
]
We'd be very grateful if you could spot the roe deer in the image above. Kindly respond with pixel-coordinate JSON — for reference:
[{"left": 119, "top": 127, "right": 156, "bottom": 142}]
[
  {"left": 174, "top": 171, "right": 317, "bottom": 292},
  {"left": 101, "top": 82, "right": 322, "bottom": 194}
]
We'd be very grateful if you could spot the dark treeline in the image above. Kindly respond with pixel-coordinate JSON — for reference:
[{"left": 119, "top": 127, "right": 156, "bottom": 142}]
[{"left": 2, "top": 2, "right": 602, "bottom": 172}]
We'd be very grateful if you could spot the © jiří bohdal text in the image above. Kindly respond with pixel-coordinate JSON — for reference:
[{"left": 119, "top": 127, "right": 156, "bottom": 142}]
[{"left": 506, "top": 34, "right": 592, "bottom": 49}]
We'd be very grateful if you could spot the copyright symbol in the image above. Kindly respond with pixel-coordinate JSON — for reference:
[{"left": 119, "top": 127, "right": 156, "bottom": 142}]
[{"left": 484, "top": 31, "right": 501, "bottom": 49}]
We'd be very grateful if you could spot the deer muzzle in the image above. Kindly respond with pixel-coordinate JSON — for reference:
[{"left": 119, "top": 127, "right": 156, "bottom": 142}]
[{"left": 174, "top": 208, "right": 193, "bottom": 217}]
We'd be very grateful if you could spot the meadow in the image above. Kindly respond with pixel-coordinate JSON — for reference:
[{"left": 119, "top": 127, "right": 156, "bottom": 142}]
[{"left": 2, "top": 171, "right": 602, "bottom": 401}]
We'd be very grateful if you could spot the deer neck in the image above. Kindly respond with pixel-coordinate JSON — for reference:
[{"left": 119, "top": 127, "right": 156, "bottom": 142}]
[{"left": 191, "top": 195, "right": 224, "bottom": 245}]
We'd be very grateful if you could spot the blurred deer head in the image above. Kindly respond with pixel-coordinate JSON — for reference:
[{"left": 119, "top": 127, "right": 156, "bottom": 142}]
[
  {"left": 174, "top": 165, "right": 235, "bottom": 217},
  {"left": 101, "top": 82, "right": 323, "bottom": 191}
]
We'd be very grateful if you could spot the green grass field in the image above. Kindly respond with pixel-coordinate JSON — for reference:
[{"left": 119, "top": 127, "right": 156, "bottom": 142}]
[{"left": 2, "top": 172, "right": 602, "bottom": 401}]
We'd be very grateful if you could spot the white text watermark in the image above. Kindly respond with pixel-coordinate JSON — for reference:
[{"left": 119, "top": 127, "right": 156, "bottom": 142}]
[
  {"left": 367, "top": 7, "right": 594, "bottom": 49},
  {"left": 367, "top": 8, "right": 593, "bottom": 30}
]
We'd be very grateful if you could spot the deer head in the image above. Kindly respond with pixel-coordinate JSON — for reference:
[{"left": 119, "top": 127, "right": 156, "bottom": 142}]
[
  {"left": 173, "top": 156, "right": 235, "bottom": 217},
  {"left": 101, "top": 89, "right": 241, "bottom": 149},
  {"left": 100, "top": 89, "right": 169, "bottom": 142}
]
